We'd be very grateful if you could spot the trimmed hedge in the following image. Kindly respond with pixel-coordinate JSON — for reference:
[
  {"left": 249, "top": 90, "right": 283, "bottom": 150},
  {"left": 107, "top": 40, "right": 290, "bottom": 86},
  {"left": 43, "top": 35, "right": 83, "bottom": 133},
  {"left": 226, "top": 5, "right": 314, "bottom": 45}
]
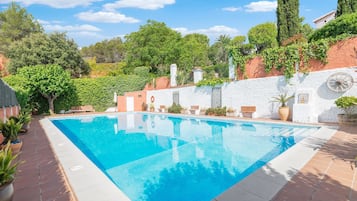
[
  {"left": 55, "top": 75, "right": 148, "bottom": 112},
  {"left": 2, "top": 75, "right": 30, "bottom": 109},
  {"left": 5, "top": 74, "right": 148, "bottom": 113}
]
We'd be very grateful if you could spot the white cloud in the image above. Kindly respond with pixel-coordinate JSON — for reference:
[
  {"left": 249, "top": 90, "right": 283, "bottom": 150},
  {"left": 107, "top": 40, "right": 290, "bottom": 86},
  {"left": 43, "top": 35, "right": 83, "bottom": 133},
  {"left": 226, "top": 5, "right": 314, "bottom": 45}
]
[
  {"left": 44, "top": 24, "right": 101, "bottom": 32},
  {"left": 37, "top": 19, "right": 50, "bottom": 25},
  {"left": 38, "top": 19, "right": 101, "bottom": 32},
  {"left": 222, "top": 7, "right": 242, "bottom": 12},
  {"left": 173, "top": 25, "right": 239, "bottom": 41},
  {"left": 0, "top": 0, "right": 100, "bottom": 8},
  {"left": 104, "top": 0, "right": 175, "bottom": 11},
  {"left": 69, "top": 31, "right": 103, "bottom": 37},
  {"left": 76, "top": 11, "right": 139, "bottom": 23},
  {"left": 244, "top": 1, "right": 277, "bottom": 12}
]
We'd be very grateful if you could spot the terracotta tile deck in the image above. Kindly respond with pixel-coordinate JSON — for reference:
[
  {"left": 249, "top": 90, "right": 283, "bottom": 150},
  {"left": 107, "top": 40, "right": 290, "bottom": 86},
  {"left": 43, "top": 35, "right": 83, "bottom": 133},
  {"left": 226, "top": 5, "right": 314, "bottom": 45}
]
[
  {"left": 13, "top": 116, "right": 75, "bottom": 201},
  {"left": 272, "top": 125, "right": 357, "bottom": 201},
  {"left": 12, "top": 116, "right": 357, "bottom": 201}
]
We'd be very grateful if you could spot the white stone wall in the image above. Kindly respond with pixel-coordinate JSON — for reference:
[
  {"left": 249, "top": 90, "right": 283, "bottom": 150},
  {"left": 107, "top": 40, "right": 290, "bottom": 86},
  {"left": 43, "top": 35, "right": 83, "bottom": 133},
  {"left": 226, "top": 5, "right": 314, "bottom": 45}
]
[
  {"left": 147, "top": 67, "right": 357, "bottom": 122},
  {"left": 147, "top": 86, "right": 212, "bottom": 111}
]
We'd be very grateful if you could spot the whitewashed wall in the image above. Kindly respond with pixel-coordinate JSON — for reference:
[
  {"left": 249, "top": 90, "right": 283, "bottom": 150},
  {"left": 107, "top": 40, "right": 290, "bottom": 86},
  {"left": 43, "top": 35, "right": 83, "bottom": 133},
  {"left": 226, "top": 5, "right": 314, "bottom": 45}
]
[
  {"left": 147, "top": 67, "right": 357, "bottom": 122},
  {"left": 147, "top": 86, "right": 212, "bottom": 111}
]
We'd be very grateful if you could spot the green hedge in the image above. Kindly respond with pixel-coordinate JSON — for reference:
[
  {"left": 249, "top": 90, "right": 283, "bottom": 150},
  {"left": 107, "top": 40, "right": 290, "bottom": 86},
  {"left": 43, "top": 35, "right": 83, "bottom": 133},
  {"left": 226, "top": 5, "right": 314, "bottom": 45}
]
[
  {"left": 2, "top": 75, "right": 30, "bottom": 109},
  {"left": 55, "top": 75, "right": 148, "bottom": 112},
  {"left": 5, "top": 74, "right": 148, "bottom": 113}
]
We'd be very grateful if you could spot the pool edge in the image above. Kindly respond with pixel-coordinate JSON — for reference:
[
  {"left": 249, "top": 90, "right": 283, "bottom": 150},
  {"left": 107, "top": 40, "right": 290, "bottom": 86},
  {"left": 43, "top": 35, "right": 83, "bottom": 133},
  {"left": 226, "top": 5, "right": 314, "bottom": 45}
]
[
  {"left": 40, "top": 118, "right": 131, "bottom": 201},
  {"left": 214, "top": 126, "right": 337, "bottom": 201}
]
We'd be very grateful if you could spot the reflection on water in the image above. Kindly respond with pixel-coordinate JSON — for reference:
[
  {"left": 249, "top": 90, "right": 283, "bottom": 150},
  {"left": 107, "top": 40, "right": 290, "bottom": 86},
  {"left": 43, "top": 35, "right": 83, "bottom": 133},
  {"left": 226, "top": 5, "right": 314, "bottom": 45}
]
[
  {"left": 142, "top": 161, "right": 240, "bottom": 201},
  {"left": 51, "top": 113, "right": 318, "bottom": 201}
]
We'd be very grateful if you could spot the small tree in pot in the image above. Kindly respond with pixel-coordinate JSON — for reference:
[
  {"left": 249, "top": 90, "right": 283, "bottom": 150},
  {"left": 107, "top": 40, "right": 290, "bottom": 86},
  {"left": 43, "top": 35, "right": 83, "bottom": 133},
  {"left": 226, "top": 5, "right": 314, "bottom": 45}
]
[
  {"left": 271, "top": 93, "right": 294, "bottom": 121},
  {"left": 335, "top": 96, "right": 357, "bottom": 125},
  {"left": 0, "top": 119, "right": 23, "bottom": 154}
]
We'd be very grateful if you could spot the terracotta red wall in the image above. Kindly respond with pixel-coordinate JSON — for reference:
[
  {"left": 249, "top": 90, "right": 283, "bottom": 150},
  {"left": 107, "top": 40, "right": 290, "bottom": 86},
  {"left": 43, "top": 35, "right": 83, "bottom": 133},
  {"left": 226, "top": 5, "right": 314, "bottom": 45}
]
[
  {"left": 240, "top": 37, "right": 357, "bottom": 79},
  {"left": 125, "top": 91, "right": 147, "bottom": 111},
  {"left": 117, "top": 96, "right": 127, "bottom": 112},
  {"left": 144, "top": 77, "right": 170, "bottom": 90},
  {"left": 117, "top": 91, "right": 147, "bottom": 112}
]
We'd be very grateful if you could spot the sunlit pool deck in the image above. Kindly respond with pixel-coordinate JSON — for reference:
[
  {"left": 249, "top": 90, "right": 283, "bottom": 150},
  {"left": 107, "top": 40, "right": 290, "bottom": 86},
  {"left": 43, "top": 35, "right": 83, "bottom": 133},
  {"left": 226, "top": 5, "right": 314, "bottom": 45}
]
[{"left": 12, "top": 114, "right": 357, "bottom": 201}]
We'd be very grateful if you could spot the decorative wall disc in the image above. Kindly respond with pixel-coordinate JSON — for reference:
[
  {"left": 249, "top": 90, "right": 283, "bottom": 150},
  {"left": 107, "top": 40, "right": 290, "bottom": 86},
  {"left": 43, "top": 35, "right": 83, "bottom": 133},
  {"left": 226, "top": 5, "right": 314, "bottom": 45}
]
[{"left": 326, "top": 72, "right": 354, "bottom": 92}]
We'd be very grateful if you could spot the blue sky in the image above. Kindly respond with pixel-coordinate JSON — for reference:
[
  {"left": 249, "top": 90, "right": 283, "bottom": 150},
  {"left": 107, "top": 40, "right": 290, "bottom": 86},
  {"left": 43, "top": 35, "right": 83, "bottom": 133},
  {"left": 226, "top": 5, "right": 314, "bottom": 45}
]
[{"left": 0, "top": 0, "right": 337, "bottom": 47}]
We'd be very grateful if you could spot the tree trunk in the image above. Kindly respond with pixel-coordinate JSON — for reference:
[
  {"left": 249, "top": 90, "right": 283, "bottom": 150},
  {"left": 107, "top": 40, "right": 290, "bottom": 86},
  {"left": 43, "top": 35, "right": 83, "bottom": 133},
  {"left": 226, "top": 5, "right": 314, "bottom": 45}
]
[{"left": 48, "top": 97, "right": 55, "bottom": 115}]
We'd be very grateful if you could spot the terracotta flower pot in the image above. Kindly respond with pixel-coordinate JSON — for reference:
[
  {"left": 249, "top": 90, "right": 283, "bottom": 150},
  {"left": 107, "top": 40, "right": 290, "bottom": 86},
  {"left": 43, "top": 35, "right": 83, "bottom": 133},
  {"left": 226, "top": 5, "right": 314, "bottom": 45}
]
[
  {"left": 1, "top": 141, "right": 23, "bottom": 155},
  {"left": 278, "top": 107, "right": 290, "bottom": 121},
  {"left": 10, "top": 141, "right": 23, "bottom": 154}
]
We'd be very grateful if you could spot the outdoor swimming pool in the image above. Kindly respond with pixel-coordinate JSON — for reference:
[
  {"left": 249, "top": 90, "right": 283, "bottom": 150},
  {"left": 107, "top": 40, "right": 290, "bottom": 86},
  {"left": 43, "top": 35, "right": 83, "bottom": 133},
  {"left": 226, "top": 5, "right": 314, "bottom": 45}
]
[{"left": 51, "top": 113, "right": 319, "bottom": 201}]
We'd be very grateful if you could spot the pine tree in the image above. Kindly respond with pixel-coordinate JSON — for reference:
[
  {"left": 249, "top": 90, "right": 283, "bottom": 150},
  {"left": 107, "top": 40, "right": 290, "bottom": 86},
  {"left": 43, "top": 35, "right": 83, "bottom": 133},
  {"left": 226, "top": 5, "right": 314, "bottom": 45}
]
[
  {"left": 276, "top": 0, "right": 300, "bottom": 45},
  {"left": 0, "top": 2, "right": 42, "bottom": 52},
  {"left": 336, "top": 0, "right": 357, "bottom": 17}
]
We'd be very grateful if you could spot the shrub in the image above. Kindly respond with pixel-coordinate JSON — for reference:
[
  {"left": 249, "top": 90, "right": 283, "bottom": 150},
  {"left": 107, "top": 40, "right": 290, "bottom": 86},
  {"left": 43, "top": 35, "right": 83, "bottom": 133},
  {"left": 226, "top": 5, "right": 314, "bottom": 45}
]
[
  {"left": 335, "top": 96, "right": 357, "bottom": 115},
  {"left": 2, "top": 75, "right": 30, "bottom": 109},
  {"left": 168, "top": 103, "right": 182, "bottom": 113},
  {"left": 196, "top": 78, "right": 228, "bottom": 87},
  {"left": 205, "top": 107, "right": 227, "bottom": 116},
  {"left": 309, "top": 13, "right": 357, "bottom": 41}
]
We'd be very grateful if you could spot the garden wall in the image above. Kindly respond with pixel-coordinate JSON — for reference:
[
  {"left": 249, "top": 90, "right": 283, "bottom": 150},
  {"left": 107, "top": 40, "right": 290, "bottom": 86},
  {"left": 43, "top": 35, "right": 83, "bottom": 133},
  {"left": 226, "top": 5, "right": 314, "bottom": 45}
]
[
  {"left": 240, "top": 37, "right": 357, "bottom": 79},
  {"left": 146, "top": 67, "right": 357, "bottom": 123}
]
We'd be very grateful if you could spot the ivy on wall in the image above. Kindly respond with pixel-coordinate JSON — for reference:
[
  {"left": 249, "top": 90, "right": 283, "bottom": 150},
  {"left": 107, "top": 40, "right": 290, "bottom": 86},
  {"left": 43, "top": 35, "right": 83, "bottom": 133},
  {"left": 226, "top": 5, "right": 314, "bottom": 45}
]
[
  {"left": 229, "top": 36, "right": 355, "bottom": 82},
  {"left": 261, "top": 40, "right": 330, "bottom": 80}
]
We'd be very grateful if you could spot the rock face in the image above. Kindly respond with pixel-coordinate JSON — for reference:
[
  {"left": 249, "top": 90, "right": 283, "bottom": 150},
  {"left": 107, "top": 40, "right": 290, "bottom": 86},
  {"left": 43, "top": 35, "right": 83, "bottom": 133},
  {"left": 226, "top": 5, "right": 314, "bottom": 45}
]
[{"left": 238, "top": 37, "right": 357, "bottom": 79}]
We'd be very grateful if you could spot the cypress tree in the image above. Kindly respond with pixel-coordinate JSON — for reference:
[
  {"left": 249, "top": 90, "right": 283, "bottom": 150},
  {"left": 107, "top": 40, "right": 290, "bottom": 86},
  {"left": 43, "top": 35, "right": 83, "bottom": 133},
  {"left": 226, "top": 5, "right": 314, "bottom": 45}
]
[
  {"left": 336, "top": 0, "right": 357, "bottom": 17},
  {"left": 277, "top": 0, "right": 300, "bottom": 45}
]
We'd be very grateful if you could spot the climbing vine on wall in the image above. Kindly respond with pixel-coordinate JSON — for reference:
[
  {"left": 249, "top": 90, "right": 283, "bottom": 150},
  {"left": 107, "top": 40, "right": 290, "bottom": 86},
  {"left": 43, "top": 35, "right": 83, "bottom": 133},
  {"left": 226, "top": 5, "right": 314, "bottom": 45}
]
[
  {"left": 229, "top": 48, "right": 253, "bottom": 79},
  {"left": 261, "top": 39, "right": 330, "bottom": 80}
]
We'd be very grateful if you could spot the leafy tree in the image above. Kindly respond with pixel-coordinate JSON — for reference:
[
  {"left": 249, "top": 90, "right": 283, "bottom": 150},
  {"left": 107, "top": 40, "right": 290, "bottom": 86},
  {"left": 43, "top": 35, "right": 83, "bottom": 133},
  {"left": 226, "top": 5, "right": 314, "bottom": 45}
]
[
  {"left": 277, "top": 0, "right": 300, "bottom": 45},
  {"left": 6, "top": 32, "right": 89, "bottom": 77},
  {"left": 177, "top": 33, "right": 210, "bottom": 84},
  {"left": 17, "top": 65, "right": 73, "bottom": 115},
  {"left": 124, "top": 20, "right": 181, "bottom": 74},
  {"left": 230, "top": 36, "right": 254, "bottom": 56},
  {"left": 309, "top": 12, "right": 357, "bottom": 41},
  {"left": 208, "top": 35, "right": 231, "bottom": 65},
  {"left": 0, "top": 2, "right": 42, "bottom": 52},
  {"left": 336, "top": 0, "right": 357, "bottom": 17},
  {"left": 81, "top": 37, "right": 125, "bottom": 63},
  {"left": 248, "top": 22, "right": 278, "bottom": 53},
  {"left": 300, "top": 22, "right": 314, "bottom": 39}
]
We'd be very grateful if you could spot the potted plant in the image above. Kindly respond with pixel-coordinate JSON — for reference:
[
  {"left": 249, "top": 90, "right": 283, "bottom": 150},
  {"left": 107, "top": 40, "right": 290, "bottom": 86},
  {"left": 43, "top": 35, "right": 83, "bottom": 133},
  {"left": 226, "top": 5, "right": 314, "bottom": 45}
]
[
  {"left": 0, "top": 119, "right": 23, "bottom": 154},
  {"left": 168, "top": 103, "right": 183, "bottom": 114},
  {"left": 8, "top": 108, "right": 32, "bottom": 133},
  {"left": 226, "top": 107, "right": 236, "bottom": 117},
  {"left": 149, "top": 103, "right": 155, "bottom": 112},
  {"left": 335, "top": 96, "right": 357, "bottom": 125},
  {"left": 0, "top": 142, "right": 19, "bottom": 201},
  {"left": 271, "top": 93, "right": 294, "bottom": 121}
]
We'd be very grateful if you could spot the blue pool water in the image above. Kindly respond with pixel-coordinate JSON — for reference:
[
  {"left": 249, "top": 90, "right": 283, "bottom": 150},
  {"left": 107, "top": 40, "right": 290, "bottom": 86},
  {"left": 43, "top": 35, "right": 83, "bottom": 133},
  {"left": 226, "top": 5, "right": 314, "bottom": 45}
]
[{"left": 51, "top": 113, "right": 319, "bottom": 201}]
